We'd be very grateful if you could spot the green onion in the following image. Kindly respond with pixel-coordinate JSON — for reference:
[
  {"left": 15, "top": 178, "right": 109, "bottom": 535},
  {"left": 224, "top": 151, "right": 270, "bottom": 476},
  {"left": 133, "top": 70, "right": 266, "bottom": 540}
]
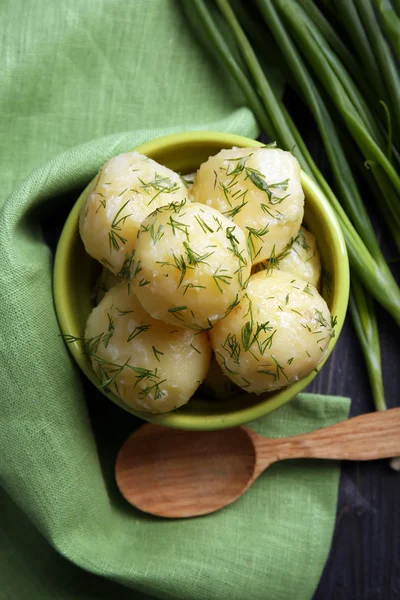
[
  {"left": 183, "top": 0, "right": 400, "bottom": 452},
  {"left": 391, "top": 0, "right": 400, "bottom": 16},
  {"left": 349, "top": 276, "right": 385, "bottom": 412},
  {"left": 271, "top": 0, "right": 400, "bottom": 240},
  {"left": 374, "top": 0, "right": 400, "bottom": 62},
  {"left": 355, "top": 0, "right": 400, "bottom": 138},
  {"left": 333, "top": 0, "right": 391, "bottom": 115},
  {"left": 181, "top": 0, "right": 278, "bottom": 141}
]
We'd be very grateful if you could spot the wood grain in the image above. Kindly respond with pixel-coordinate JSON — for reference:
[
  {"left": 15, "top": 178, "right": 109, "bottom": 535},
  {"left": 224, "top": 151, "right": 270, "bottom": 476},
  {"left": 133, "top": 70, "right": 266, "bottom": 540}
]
[
  {"left": 248, "top": 408, "right": 400, "bottom": 484},
  {"left": 115, "top": 424, "right": 256, "bottom": 518}
]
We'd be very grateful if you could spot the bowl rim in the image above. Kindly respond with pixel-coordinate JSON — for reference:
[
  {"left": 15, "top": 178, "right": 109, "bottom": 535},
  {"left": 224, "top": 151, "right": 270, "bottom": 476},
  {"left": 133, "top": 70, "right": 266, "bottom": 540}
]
[{"left": 54, "top": 131, "right": 349, "bottom": 430}]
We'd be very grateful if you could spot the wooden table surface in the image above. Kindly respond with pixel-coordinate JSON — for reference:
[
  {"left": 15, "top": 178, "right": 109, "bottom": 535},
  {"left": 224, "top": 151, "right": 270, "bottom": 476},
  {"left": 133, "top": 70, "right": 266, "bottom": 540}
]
[{"left": 309, "top": 306, "right": 400, "bottom": 600}]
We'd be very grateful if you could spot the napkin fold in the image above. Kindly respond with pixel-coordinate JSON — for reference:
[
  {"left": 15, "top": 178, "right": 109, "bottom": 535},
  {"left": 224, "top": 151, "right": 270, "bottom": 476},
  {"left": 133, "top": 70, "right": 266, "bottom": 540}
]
[{"left": 0, "top": 1, "right": 350, "bottom": 599}]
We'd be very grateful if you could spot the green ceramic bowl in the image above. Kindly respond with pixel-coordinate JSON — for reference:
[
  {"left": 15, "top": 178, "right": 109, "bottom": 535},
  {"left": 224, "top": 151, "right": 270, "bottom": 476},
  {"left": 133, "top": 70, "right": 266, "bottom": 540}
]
[{"left": 54, "top": 131, "right": 349, "bottom": 430}]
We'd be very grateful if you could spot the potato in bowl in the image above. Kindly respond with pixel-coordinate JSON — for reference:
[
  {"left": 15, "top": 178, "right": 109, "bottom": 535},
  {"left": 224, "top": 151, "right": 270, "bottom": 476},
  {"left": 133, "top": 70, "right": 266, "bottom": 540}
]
[{"left": 53, "top": 131, "right": 349, "bottom": 431}]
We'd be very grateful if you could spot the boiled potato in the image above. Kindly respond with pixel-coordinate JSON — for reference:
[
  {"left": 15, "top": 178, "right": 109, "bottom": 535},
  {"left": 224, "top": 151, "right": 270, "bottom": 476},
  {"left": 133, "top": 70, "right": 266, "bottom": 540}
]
[
  {"left": 192, "top": 147, "right": 304, "bottom": 264},
  {"left": 210, "top": 270, "right": 333, "bottom": 394},
  {"left": 252, "top": 227, "right": 321, "bottom": 288},
  {"left": 93, "top": 267, "right": 121, "bottom": 304},
  {"left": 132, "top": 202, "right": 251, "bottom": 330},
  {"left": 85, "top": 282, "right": 211, "bottom": 413},
  {"left": 201, "top": 356, "right": 242, "bottom": 400},
  {"left": 79, "top": 152, "right": 188, "bottom": 274}
]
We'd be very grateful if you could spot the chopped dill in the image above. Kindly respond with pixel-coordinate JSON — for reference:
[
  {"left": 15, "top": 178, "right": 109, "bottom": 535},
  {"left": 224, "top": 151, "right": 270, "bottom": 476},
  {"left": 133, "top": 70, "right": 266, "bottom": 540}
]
[
  {"left": 183, "top": 242, "right": 214, "bottom": 266},
  {"left": 149, "top": 222, "right": 164, "bottom": 244},
  {"left": 127, "top": 323, "right": 151, "bottom": 342},
  {"left": 138, "top": 173, "right": 180, "bottom": 205},
  {"left": 152, "top": 346, "right": 164, "bottom": 362},
  {"left": 168, "top": 215, "right": 189, "bottom": 238},
  {"left": 222, "top": 333, "right": 241, "bottom": 364},
  {"left": 108, "top": 199, "right": 132, "bottom": 252},
  {"left": 213, "top": 265, "right": 232, "bottom": 294},
  {"left": 222, "top": 196, "right": 248, "bottom": 218},
  {"left": 194, "top": 214, "right": 214, "bottom": 233}
]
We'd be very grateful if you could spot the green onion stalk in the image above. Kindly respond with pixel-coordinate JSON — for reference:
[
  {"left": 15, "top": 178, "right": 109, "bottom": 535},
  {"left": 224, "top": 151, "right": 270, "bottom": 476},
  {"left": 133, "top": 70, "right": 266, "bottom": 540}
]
[
  {"left": 270, "top": 0, "right": 400, "bottom": 248},
  {"left": 374, "top": 0, "right": 400, "bottom": 62},
  {"left": 182, "top": 0, "right": 400, "bottom": 450}
]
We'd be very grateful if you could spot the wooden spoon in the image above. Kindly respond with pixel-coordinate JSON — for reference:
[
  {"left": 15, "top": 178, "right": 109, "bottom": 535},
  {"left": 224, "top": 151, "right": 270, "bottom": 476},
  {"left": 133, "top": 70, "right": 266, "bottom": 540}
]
[{"left": 115, "top": 407, "right": 400, "bottom": 518}]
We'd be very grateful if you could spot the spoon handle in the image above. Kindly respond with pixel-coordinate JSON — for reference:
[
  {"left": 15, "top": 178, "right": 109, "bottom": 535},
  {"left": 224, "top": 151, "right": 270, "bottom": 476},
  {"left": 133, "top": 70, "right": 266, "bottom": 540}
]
[{"left": 255, "top": 407, "right": 400, "bottom": 464}]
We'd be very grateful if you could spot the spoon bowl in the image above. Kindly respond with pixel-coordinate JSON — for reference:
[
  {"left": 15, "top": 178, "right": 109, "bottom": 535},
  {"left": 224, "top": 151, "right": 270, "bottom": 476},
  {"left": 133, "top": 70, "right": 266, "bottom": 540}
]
[{"left": 116, "top": 425, "right": 257, "bottom": 517}]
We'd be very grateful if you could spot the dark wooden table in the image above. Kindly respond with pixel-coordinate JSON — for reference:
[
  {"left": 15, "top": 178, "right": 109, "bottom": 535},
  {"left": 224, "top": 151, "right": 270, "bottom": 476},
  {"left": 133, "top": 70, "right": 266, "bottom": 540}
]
[{"left": 309, "top": 307, "right": 400, "bottom": 600}]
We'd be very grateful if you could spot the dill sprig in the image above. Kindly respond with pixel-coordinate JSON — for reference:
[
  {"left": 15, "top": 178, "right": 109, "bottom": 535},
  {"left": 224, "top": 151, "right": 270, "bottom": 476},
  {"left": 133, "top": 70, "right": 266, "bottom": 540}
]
[
  {"left": 115, "top": 307, "right": 134, "bottom": 316},
  {"left": 168, "top": 215, "right": 190, "bottom": 238},
  {"left": 213, "top": 265, "right": 232, "bottom": 294},
  {"left": 222, "top": 333, "right": 241, "bottom": 364},
  {"left": 224, "top": 293, "right": 241, "bottom": 317},
  {"left": 157, "top": 251, "right": 193, "bottom": 289},
  {"left": 94, "top": 192, "right": 107, "bottom": 213},
  {"left": 97, "top": 357, "right": 131, "bottom": 389},
  {"left": 138, "top": 278, "right": 150, "bottom": 287},
  {"left": 183, "top": 242, "right": 214, "bottom": 266},
  {"left": 118, "top": 250, "right": 135, "bottom": 292},
  {"left": 226, "top": 226, "right": 248, "bottom": 266},
  {"left": 257, "top": 356, "right": 290, "bottom": 383},
  {"left": 101, "top": 257, "right": 114, "bottom": 270},
  {"left": 152, "top": 346, "right": 164, "bottom": 362},
  {"left": 266, "top": 244, "right": 278, "bottom": 273},
  {"left": 246, "top": 224, "right": 269, "bottom": 261},
  {"left": 194, "top": 213, "right": 214, "bottom": 233},
  {"left": 127, "top": 323, "right": 151, "bottom": 342},
  {"left": 168, "top": 199, "right": 188, "bottom": 213},
  {"left": 296, "top": 228, "right": 311, "bottom": 251},
  {"left": 321, "top": 268, "right": 332, "bottom": 297},
  {"left": 182, "top": 282, "right": 206, "bottom": 295},
  {"left": 167, "top": 305, "right": 187, "bottom": 321},
  {"left": 102, "top": 313, "right": 115, "bottom": 347},
  {"left": 222, "top": 195, "right": 248, "bottom": 218},
  {"left": 128, "top": 365, "right": 166, "bottom": 400},
  {"left": 108, "top": 199, "right": 132, "bottom": 252},
  {"left": 303, "top": 283, "right": 314, "bottom": 296},
  {"left": 138, "top": 173, "right": 180, "bottom": 205},
  {"left": 150, "top": 222, "right": 164, "bottom": 244},
  {"left": 314, "top": 309, "right": 329, "bottom": 328}
]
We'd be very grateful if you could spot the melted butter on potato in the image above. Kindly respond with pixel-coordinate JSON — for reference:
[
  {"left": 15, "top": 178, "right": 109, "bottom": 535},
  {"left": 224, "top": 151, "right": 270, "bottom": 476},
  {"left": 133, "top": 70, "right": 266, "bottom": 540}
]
[
  {"left": 192, "top": 147, "right": 304, "bottom": 264},
  {"left": 85, "top": 282, "right": 211, "bottom": 413},
  {"left": 252, "top": 227, "right": 321, "bottom": 288},
  {"left": 131, "top": 202, "right": 251, "bottom": 330},
  {"left": 79, "top": 152, "right": 188, "bottom": 274},
  {"left": 210, "top": 270, "right": 334, "bottom": 394}
]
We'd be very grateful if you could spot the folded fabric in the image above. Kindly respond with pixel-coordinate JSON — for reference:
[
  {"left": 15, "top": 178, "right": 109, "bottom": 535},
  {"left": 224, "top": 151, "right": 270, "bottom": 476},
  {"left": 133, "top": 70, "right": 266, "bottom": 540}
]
[
  {"left": 0, "top": 1, "right": 350, "bottom": 599},
  {"left": 0, "top": 386, "right": 349, "bottom": 600}
]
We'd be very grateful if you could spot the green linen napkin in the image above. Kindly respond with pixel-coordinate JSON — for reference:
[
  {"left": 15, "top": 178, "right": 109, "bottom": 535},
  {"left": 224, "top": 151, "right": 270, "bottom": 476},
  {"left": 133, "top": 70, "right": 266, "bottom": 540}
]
[{"left": 0, "top": 1, "right": 350, "bottom": 599}]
